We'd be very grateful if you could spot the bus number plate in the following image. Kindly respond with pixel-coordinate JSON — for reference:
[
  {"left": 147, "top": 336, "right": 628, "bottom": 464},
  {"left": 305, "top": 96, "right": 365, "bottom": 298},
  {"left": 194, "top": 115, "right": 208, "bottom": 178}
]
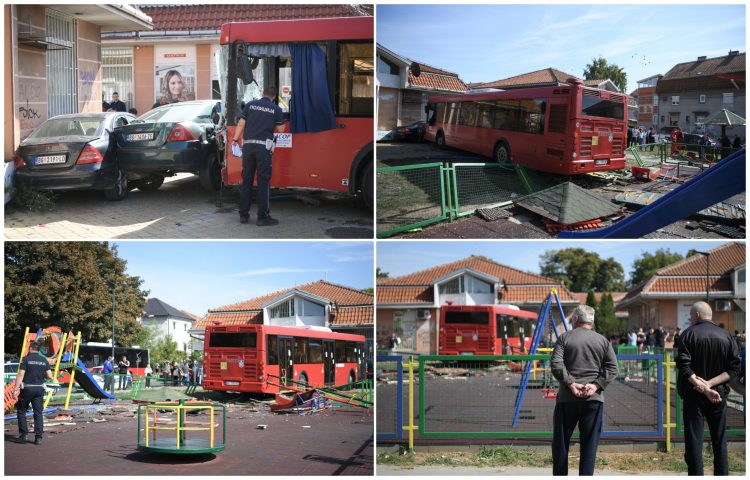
[
  {"left": 595, "top": 159, "right": 608, "bottom": 166},
  {"left": 225, "top": 381, "right": 239, "bottom": 386}
]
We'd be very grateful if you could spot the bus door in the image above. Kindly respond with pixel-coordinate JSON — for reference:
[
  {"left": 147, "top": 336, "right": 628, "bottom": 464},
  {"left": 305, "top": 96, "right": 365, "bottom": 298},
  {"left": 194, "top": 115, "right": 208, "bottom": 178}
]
[
  {"left": 496, "top": 314, "right": 508, "bottom": 354},
  {"left": 544, "top": 95, "right": 570, "bottom": 169},
  {"left": 278, "top": 337, "right": 294, "bottom": 385},
  {"left": 323, "top": 340, "right": 335, "bottom": 385}
]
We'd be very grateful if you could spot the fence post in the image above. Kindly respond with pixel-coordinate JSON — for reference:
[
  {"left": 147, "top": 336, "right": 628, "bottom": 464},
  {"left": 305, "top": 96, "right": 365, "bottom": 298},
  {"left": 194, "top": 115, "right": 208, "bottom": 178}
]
[
  {"left": 663, "top": 351, "right": 676, "bottom": 452},
  {"left": 402, "top": 355, "right": 419, "bottom": 451}
]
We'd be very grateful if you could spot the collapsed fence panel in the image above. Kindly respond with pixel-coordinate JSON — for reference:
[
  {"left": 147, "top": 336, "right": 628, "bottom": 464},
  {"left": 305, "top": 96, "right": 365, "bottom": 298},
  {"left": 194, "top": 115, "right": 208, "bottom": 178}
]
[
  {"left": 451, "top": 163, "right": 530, "bottom": 218},
  {"left": 376, "top": 355, "right": 404, "bottom": 441},
  {"left": 377, "top": 163, "right": 448, "bottom": 237}
]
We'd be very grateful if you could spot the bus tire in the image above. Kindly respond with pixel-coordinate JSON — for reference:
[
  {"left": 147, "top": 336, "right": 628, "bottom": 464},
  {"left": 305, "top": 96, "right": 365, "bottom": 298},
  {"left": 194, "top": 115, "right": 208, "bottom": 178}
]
[
  {"left": 360, "top": 161, "right": 373, "bottom": 210},
  {"left": 493, "top": 141, "right": 511, "bottom": 164},
  {"left": 436, "top": 131, "right": 446, "bottom": 149},
  {"left": 298, "top": 372, "right": 309, "bottom": 387}
]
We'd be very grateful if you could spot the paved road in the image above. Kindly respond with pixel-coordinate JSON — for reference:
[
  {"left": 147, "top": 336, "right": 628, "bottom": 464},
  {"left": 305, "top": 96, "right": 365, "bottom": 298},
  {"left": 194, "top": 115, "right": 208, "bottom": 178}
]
[
  {"left": 4, "top": 405, "right": 373, "bottom": 476},
  {"left": 5, "top": 174, "right": 373, "bottom": 239},
  {"left": 377, "top": 465, "right": 695, "bottom": 476}
]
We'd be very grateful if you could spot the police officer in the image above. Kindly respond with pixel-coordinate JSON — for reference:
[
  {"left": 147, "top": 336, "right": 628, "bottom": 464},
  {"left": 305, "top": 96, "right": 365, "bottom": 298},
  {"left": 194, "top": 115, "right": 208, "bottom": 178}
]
[
  {"left": 231, "top": 86, "right": 286, "bottom": 226},
  {"left": 13, "top": 339, "right": 53, "bottom": 444}
]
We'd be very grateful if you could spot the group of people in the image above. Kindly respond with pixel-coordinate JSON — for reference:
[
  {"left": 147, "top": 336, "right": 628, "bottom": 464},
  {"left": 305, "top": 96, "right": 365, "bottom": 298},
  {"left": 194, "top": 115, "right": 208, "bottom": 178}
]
[
  {"left": 609, "top": 325, "right": 674, "bottom": 352},
  {"left": 627, "top": 126, "right": 656, "bottom": 150},
  {"left": 551, "top": 301, "right": 743, "bottom": 476},
  {"left": 101, "top": 355, "right": 135, "bottom": 391},
  {"left": 155, "top": 360, "right": 203, "bottom": 387},
  {"left": 102, "top": 92, "right": 138, "bottom": 116}
]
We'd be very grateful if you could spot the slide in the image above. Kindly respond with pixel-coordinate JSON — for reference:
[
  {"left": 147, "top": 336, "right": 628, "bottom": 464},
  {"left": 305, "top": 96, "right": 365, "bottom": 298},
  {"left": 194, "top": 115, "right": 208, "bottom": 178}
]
[
  {"left": 558, "top": 148, "right": 745, "bottom": 239},
  {"left": 61, "top": 354, "right": 115, "bottom": 400}
]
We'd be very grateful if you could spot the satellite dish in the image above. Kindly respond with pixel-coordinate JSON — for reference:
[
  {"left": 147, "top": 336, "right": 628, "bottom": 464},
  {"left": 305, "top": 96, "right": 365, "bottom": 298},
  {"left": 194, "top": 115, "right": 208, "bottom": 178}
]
[{"left": 410, "top": 62, "right": 421, "bottom": 77}]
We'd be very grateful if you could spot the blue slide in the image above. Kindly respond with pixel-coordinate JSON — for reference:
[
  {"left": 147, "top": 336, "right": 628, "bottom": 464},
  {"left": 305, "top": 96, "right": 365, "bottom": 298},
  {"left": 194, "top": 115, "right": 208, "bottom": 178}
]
[
  {"left": 558, "top": 148, "right": 745, "bottom": 239},
  {"left": 61, "top": 353, "right": 116, "bottom": 400}
]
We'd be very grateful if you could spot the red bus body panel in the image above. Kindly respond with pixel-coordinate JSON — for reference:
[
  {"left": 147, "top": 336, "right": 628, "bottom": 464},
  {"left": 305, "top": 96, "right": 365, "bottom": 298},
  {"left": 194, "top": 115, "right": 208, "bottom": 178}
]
[
  {"left": 220, "top": 17, "right": 374, "bottom": 192},
  {"left": 425, "top": 83, "right": 627, "bottom": 175},
  {"left": 439, "top": 305, "right": 537, "bottom": 355},
  {"left": 203, "top": 324, "right": 365, "bottom": 395}
]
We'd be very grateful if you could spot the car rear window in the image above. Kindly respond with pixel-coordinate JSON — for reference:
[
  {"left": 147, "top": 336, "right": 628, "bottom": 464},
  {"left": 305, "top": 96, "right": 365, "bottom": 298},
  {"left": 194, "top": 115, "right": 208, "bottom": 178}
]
[
  {"left": 138, "top": 103, "right": 211, "bottom": 124},
  {"left": 28, "top": 118, "right": 104, "bottom": 139}
]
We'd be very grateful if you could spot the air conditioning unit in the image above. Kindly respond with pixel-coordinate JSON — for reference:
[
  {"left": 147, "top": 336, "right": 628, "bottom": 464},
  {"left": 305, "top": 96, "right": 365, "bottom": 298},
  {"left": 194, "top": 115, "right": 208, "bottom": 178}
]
[
  {"left": 715, "top": 300, "right": 732, "bottom": 312},
  {"left": 416, "top": 309, "right": 432, "bottom": 320}
]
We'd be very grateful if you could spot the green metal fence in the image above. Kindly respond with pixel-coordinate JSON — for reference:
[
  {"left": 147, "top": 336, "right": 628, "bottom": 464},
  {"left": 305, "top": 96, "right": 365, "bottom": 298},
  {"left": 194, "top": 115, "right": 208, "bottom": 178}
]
[{"left": 377, "top": 162, "right": 537, "bottom": 237}]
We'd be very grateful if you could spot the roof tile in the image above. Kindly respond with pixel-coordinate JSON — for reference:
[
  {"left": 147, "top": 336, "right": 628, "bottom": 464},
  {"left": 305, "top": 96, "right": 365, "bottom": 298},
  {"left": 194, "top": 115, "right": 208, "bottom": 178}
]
[
  {"left": 469, "top": 68, "right": 579, "bottom": 89},
  {"left": 657, "top": 243, "right": 745, "bottom": 276},
  {"left": 514, "top": 182, "right": 621, "bottom": 225},
  {"left": 661, "top": 53, "right": 745, "bottom": 82}
]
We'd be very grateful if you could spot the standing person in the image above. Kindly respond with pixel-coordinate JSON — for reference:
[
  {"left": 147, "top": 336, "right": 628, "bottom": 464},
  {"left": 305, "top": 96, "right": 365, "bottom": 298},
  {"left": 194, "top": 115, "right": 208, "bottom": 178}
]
[
  {"left": 231, "top": 86, "right": 286, "bottom": 226},
  {"left": 654, "top": 325, "right": 669, "bottom": 349},
  {"left": 646, "top": 327, "right": 656, "bottom": 352},
  {"left": 12, "top": 340, "right": 53, "bottom": 444},
  {"left": 550, "top": 306, "right": 618, "bottom": 476},
  {"left": 732, "top": 135, "right": 742, "bottom": 149},
  {"left": 698, "top": 133, "right": 711, "bottom": 161},
  {"left": 196, "top": 363, "right": 204, "bottom": 385},
  {"left": 117, "top": 355, "right": 130, "bottom": 390},
  {"left": 627, "top": 127, "right": 633, "bottom": 149},
  {"left": 673, "top": 327, "right": 682, "bottom": 350},
  {"left": 636, "top": 327, "right": 646, "bottom": 353},
  {"left": 648, "top": 127, "right": 655, "bottom": 151},
  {"left": 627, "top": 329, "right": 637, "bottom": 347},
  {"left": 675, "top": 301, "right": 742, "bottom": 476},
  {"left": 102, "top": 355, "right": 114, "bottom": 393},
  {"left": 144, "top": 363, "right": 153, "bottom": 388},
  {"left": 109, "top": 92, "right": 127, "bottom": 112}
]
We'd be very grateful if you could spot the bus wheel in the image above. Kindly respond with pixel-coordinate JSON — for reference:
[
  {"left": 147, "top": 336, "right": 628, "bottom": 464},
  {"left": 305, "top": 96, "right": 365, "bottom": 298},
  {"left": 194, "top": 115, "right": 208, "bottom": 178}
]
[
  {"left": 494, "top": 142, "right": 511, "bottom": 164},
  {"left": 436, "top": 131, "right": 446, "bottom": 149},
  {"left": 361, "top": 161, "right": 373, "bottom": 210}
]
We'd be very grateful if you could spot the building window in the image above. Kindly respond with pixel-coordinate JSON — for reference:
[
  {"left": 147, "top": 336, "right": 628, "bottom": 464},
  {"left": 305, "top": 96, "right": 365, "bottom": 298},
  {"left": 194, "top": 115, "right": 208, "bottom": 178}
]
[
  {"left": 102, "top": 47, "right": 134, "bottom": 110},
  {"left": 300, "top": 299, "right": 325, "bottom": 317},
  {"left": 671, "top": 96, "right": 679, "bottom": 105},
  {"left": 652, "top": 95, "right": 658, "bottom": 106},
  {"left": 723, "top": 92, "right": 733, "bottom": 105},
  {"left": 699, "top": 94, "right": 706, "bottom": 104},
  {"left": 45, "top": 9, "right": 76, "bottom": 116},
  {"left": 652, "top": 115, "right": 658, "bottom": 125},
  {"left": 270, "top": 299, "right": 294, "bottom": 318},
  {"left": 669, "top": 112, "right": 679, "bottom": 126},
  {"left": 467, "top": 277, "right": 493, "bottom": 294},
  {"left": 377, "top": 56, "right": 400, "bottom": 76},
  {"left": 439, "top": 277, "right": 464, "bottom": 295}
]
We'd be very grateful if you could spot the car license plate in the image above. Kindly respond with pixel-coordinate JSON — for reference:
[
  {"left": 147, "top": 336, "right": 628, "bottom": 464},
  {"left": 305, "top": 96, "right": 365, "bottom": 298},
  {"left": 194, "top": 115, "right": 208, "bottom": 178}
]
[
  {"left": 127, "top": 132, "right": 154, "bottom": 141},
  {"left": 595, "top": 159, "right": 608, "bottom": 166},
  {"left": 35, "top": 155, "right": 66, "bottom": 165},
  {"left": 224, "top": 381, "right": 240, "bottom": 386}
]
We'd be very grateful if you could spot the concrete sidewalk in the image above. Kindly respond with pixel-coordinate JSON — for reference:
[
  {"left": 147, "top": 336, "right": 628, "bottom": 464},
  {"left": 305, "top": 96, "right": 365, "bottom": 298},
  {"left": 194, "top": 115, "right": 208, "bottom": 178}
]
[{"left": 5, "top": 174, "right": 373, "bottom": 239}]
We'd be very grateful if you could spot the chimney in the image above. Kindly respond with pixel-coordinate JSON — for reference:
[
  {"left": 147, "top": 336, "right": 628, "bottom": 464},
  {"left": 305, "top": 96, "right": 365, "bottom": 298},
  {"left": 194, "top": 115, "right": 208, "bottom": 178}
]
[
  {"left": 697, "top": 56, "right": 707, "bottom": 61},
  {"left": 728, "top": 50, "right": 739, "bottom": 56}
]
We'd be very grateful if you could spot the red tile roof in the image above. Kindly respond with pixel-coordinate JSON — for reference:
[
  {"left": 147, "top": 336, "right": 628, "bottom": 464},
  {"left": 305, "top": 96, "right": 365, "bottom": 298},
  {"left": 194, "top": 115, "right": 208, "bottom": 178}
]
[
  {"left": 469, "top": 68, "right": 579, "bottom": 90},
  {"left": 139, "top": 4, "right": 369, "bottom": 31},
  {"left": 571, "top": 292, "right": 628, "bottom": 305},
  {"left": 408, "top": 64, "right": 468, "bottom": 93},
  {"left": 649, "top": 277, "right": 733, "bottom": 293},
  {"left": 661, "top": 52, "right": 745, "bottom": 81},
  {"left": 194, "top": 280, "right": 373, "bottom": 329},
  {"left": 656, "top": 243, "right": 745, "bottom": 276},
  {"left": 377, "top": 257, "right": 577, "bottom": 306}
]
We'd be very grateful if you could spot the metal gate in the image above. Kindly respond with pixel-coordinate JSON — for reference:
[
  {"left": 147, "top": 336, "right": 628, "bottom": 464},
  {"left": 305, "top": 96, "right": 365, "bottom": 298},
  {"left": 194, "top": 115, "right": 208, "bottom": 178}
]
[
  {"left": 102, "top": 47, "right": 135, "bottom": 109},
  {"left": 376, "top": 355, "right": 403, "bottom": 440},
  {"left": 45, "top": 9, "right": 76, "bottom": 116}
]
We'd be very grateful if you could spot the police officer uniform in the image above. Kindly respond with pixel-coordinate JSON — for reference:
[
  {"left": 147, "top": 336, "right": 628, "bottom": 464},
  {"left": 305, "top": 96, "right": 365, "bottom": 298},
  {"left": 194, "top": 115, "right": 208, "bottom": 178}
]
[
  {"left": 16, "top": 350, "right": 51, "bottom": 444},
  {"left": 237, "top": 96, "right": 285, "bottom": 225}
]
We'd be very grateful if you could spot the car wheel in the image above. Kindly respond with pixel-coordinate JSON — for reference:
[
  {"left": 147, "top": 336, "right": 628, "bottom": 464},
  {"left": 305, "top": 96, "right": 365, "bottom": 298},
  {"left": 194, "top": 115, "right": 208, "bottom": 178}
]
[
  {"left": 199, "top": 153, "right": 221, "bottom": 192},
  {"left": 132, "top": 175, "right": 165, "bottom": 191},
  {"left": 103, "top": 166, "right": 128, "bottom": 201},
  {"left": 436, "top": 131, "right": 446, "bottom": 149},
  {"left": 360, "top": 161, "right": 373, "bottom": 210},
  {"left": 494, "top": 141, "right": 511, "bottom": 164}
]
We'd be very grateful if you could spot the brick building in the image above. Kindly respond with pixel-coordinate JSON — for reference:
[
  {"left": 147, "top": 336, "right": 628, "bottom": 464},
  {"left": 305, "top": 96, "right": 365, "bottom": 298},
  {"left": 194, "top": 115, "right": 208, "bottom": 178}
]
[
  {"left": 376, "top": 256, "right": 579, "bottom": 354},
  {"left": 617, "top": 243, "right": 745, "bottom": 333}
]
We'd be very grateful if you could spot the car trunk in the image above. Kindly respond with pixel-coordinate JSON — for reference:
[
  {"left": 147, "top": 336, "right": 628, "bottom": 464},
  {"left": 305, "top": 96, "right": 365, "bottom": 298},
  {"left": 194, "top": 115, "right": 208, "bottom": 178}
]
[
  {"left": 114, "top": 122, "right": 176, "bottom": 149},
  {"left": 18, "top": 136, "right": 96, "bottom": 171}
]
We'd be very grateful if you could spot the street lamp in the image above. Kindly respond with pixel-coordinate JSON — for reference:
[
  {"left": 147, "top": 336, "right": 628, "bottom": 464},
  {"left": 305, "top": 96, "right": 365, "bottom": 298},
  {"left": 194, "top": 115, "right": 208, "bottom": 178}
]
[
  {"left": 695, "top": 252, "right": 711, "bottom": 303},
  {"left": 105, "top": 279, "right": 117, "bottom": 394}
]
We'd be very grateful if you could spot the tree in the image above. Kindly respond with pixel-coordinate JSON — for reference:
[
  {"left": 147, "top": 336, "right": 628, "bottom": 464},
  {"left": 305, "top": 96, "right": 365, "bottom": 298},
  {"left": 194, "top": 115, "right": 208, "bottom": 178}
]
[
  {"left": 376, "top": 267, "right": 389, "bottom": 278},
  {"left": 595, "top": 293, "right": 621, "bottom": 337},
  {"left": 540, "top": 249, "right": 625, "bottom": 292},
  {"left": 4, "top": 242, "right": 149, "bottom": 356},
  {"left": 630, "top": 249, "right": 684, "bottom": 286},
  {"left": 583, "top": 57, "right": 627, "bottom": 93},
  {"left": 585, "top": 290, "right": 597, "bottom": 309},
  {"left": 361, "top": 287, "right": 374, "bottom": 295},
  {"left": 150, "top": 337, "right": 180, "bottom": 365}
]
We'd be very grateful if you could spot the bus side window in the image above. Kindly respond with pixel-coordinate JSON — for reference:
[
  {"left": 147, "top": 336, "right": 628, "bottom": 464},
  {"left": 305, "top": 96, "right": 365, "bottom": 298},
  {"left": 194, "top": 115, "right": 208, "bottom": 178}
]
[
  {"left": 294, "top": 338, "right": 308, "bottom": 364},
  {"left": 267, "top": 335, "right": 279, "bottom": 365},
  {"left": 337, "top": 42, "right": 373, "bottom": 116},
  {"left": 309, "top": 340, "right": 323, "bottom": 363}
]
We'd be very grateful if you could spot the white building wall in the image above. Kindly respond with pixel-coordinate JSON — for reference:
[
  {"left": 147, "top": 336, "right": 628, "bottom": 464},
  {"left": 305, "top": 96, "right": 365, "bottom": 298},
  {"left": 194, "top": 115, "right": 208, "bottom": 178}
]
[{"left": 140, "top": 316, "right": 193, "bottom": 352}]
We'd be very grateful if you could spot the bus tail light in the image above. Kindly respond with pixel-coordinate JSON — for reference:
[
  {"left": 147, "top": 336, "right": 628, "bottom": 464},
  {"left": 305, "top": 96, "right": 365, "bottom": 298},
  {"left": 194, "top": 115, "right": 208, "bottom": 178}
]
[{"left": 167, "top": 123, "right": 198, "bottom": 142}]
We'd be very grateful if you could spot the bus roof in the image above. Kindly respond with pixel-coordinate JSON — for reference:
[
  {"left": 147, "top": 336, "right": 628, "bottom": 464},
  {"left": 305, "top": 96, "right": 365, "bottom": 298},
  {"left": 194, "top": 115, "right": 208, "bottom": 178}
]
[
  {"left": 206, "top": 324, "right": 365, "bottom": 343},
  {"left": 428, "top": 83, "right": 627, "bottom": 104},
  {"left": 442, "top": 304, "right": 537, "bottom": 320},
  {"left": 220, "top": 16, "right": 372, "bottom": 44}
]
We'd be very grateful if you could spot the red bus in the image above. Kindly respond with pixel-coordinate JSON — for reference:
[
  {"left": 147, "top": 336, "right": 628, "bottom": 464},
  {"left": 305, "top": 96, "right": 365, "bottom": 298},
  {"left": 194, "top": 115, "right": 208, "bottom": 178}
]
[
  {"left": 424, "top": 78, "right": 627, "bottom": 175},
  {"left": 439, "top": 304, "right": 537, "bottom": 355},
  {"left": 217, "top": 16, "right": 374, "bottom": 207},
  {"left": 203, "top": 324, "right": 366, "bottom": 394}
]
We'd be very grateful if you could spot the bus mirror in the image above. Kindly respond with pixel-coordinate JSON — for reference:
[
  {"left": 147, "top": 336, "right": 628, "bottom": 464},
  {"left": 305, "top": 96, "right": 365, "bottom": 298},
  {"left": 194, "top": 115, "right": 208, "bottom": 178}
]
[{"left": 238, "top": 55, "right": 255, "bottom": 85}]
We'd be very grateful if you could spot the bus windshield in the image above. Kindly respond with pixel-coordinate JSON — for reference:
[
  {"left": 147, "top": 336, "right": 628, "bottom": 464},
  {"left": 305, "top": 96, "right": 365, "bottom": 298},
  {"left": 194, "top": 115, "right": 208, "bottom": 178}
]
[{"left": 581, "top": 96, "right": 624, "bottom": 120}]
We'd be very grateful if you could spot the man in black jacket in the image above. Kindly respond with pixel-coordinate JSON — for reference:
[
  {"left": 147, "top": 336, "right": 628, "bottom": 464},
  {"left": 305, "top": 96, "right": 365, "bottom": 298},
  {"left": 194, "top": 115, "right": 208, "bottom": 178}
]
[
  {"left": 12, "top": 340, "right": 53, "bottom": 444},
  {"left": 550, "top": 305, "right": 618, "bottom": 476},
  {"left": 676, "top": 301, "right": 742, "bottom": 476}
]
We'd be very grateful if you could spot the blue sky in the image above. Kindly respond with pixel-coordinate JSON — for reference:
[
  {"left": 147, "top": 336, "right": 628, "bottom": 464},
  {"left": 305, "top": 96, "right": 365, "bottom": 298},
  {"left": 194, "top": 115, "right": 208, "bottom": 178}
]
[
  {"left": 114, "top": 242, "right": 374, "bottom": 317},
  {"left": 377, "top": 241, "right": 732, "bottom": 283},
  {"left": 377, "top": 4, "right": 746, "bottom": 92}
]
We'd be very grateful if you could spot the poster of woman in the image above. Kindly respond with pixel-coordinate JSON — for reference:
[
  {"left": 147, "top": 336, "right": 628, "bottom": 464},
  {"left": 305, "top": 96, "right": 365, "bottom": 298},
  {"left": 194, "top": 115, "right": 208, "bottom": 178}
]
[{"left": 154, "top": 65, "right": 196, "bottom": 107}]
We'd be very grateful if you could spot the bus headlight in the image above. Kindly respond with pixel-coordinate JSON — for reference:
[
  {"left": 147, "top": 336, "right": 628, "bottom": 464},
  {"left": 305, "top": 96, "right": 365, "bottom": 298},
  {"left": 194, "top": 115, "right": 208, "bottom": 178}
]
[{"left": 258, "top": 375, "right": 264, "bottom": 381}]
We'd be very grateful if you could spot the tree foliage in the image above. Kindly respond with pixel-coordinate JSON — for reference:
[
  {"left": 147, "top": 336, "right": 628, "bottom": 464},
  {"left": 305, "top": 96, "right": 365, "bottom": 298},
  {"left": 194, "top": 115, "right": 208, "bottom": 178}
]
[
  {"left": 630, "top": 249, "right": 684, "bottom": 286},
  {"left": 4, "top": 242, "right": 149, "bottom": 356},
  {"left": 595, "top": 293, "right": 622, "bottom": 337},
  {"left": 376, "top": 267, "right": 389, "bottom": 278},
  {"left": 540, "top": 249, "right": 625, "bottom": 292},
  {"left": 585, "top": 290, "right": 597, "bottom": 309},
  {"left": 583, "top": 57, "right": 628, "bottom": 93},
  {"left": 150, "top": 337, "right": 181, "bottom": 365}
]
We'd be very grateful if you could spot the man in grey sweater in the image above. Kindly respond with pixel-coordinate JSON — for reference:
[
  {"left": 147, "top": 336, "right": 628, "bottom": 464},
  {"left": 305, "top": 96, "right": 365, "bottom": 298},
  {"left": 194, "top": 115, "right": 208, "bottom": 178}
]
[{"left": 550, "top": 305, "right": 618, "bottom": 476}]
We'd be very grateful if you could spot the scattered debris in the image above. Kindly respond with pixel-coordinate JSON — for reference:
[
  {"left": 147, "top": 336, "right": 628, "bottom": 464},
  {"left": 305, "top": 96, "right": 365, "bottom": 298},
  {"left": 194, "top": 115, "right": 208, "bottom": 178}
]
[
  {"left": 476, "top": 206, "right": 513, "bottom": 222},
  {"left": 514, "top": 182, "right": 621, "bottom": 229},
  {"left": 256, "top": 424, "right": 267, "bottom": 430}
]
